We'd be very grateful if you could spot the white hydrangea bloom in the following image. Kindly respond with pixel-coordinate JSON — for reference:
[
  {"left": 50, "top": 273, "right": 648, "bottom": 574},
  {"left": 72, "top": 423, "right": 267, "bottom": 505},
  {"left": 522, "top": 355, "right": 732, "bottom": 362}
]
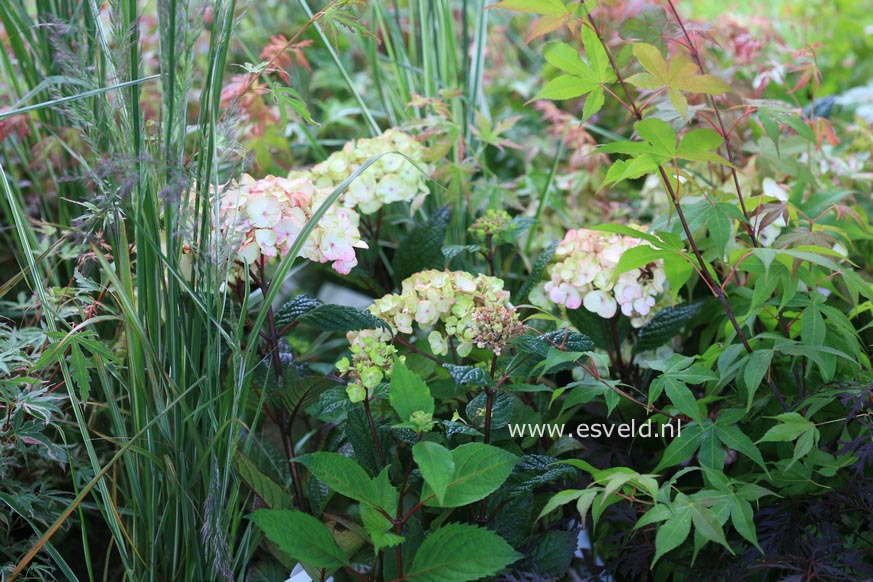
[{"left": 290, "top": 129, "right": 431, "bottom": 215}]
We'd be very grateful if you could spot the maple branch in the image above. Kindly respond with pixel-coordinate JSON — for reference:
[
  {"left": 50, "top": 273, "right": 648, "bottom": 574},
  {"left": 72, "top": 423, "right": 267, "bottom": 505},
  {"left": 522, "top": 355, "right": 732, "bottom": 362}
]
[
  {"left": 583, "top": 4, "right": 789, "bottom": 411},
  {"left": 664, "top": 0, "right": 760, "bottom": 246}
]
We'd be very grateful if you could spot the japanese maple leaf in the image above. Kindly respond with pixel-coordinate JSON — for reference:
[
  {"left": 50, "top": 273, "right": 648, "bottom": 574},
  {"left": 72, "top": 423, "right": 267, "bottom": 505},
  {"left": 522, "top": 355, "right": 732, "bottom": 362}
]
[
  {"left": 626, "top": 43, "right": 731, "bottom": 119},
  {"left": 259, "top": 36, "right": 313, "bottom": 84}
]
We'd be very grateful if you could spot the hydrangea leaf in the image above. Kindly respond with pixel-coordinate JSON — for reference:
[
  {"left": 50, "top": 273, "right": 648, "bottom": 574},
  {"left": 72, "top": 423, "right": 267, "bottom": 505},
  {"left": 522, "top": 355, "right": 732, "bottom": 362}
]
[
  {"left": 422, "top": 443, "right": 518, "bottom": 507},
  {"left": 412, "top": 441, "right": 455, "bottom": 505},
  {"left": 389, "top": 359, "right": 435, "bottom": 423},
  {"left": 251, "top": 509, "right": 349, "bottom": 568},
  {"left": 406, "top": 524, "right": 521, "bottom": 582}
]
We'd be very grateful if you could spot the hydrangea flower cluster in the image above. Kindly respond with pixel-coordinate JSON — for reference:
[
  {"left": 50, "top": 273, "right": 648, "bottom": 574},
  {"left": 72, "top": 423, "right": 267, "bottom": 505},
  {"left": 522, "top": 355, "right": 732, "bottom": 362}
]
[
  {"left": 544, "top": 228, "right": 667, "bottom": 328},
  {"left": 335, "top": 328, "right": 400, "bottom": 403},
  {"left": 217, "top": 174, "right": 368, "bottom": 277},
  {"left": 288, "top": 129, "right": 430, "bottom": 215},
  {"left": 369, "top": 270, "right": 521, "bottom": 358}
]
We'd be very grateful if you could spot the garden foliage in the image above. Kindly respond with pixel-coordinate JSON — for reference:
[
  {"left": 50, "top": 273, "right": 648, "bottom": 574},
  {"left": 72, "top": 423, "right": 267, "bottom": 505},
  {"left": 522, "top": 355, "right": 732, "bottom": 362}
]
[{"left": 1, "top": 0, "right": 872, "bottom": 581}]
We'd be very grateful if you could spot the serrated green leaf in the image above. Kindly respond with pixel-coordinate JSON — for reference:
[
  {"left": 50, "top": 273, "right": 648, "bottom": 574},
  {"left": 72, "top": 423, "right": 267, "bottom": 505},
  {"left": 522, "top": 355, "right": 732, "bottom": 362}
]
[
  {"left": 715, "top": 424, "right": 768, "bottom": 473},
  {"left": 413, "top": 442, "right": 455, "bottom": 505},
  {"left": 602, "top": 155, "right": 658, "bottom": 186},
  {"left": 234, "top": 451, "right": 291, "bottom": 510},
  {"left": 678, "top": 128, "right": 723, "bottom": 156},
  {"left": 295, "top": 452, "right": 374, "bottom": 503},
  {"left": 565, "top": 306, "right": 610, "bottom": 350},
  {"left": 537, "top": 489, "right": 585, "bottom": 519},
  {"left": 654, "top": 423, "right": 702, "bottom": 472},
  {"left": 581, "top": 25, "right": 615, "bottom": 84},
  {"left": 634, "top": 302, "right": 701, "bottom": 353},
  {"left": 543, "top": 42, "right": 591, "bottom": 77},
  {"left": 251, "top": 509, "right": 349, "bottom": 568},
  {"left": 361, "top": 503, "right": 404, "bottom": 552},
  {"left": 631, "top": 43, "right": 669, "bottom": 84},
  {"left": 274, "top": 295, "right": 322, "bottom": 328},
  {"left": 581, "top": 87, "right": 606, "bottom": 121},
  {"left": 635, "top": 503, "right": 673, "bottom": 529},
  {"left": 689, "top": 504, "right": 731, "bottom": 551},
  {"left": 743, "top": 349, "right": 773, "bottom": 409},
  {"left": 652, "top": 510, "right": 692, "bottom": 565},
  {"left": 516, "top": 241, "right": 557, "bottom": 303},
  {"left": 665, "top": 378, "right": 704, "bottom": 423},
  {"left": 297, "top": 304, "right": 388, "bottom": 332},
  {"left": 575, "top": 488, "right": 600, "bottom": 528},
  {"left": 757, "top": 412, "right": 814, "bottom": 443},
  {"left": 69, "top": 342, "right": 91, "bottom": 403},
  {"left": 534, "top": 74, "right": 595, "bottom": 101},
  {"left": 390, "top": 360, "right": 434, "bottom": 423},
  {"left": 801, "top": 303, "right": 826, "bottom": 346},
  {"left": 272, "top": 86, "right": 316, "bottom": 125},
  {"left": 466, "top": 391, "right": 514, "bottom": 430},
  {"left": 731, "top": 499, "right": 762, "bottom": 552},
  {"left": 531, "top": 530, "right": 577, "bottom": 577},
  {"left": 442, "top": 244, "right": 481, "bottom": 264},
  {"left": 443, "top": 364, "right": 490, "bottom": 387},
  {"left": 636, "top": 118, "right": 677, "bottom": 157},
  {"left": 406, "top": 523, "right": 521, "bottom": 582},
  {"left": 614, "top": 244, "right": 663, "bottom": 277},
  {"left": 515, "top": 329, "right": 593, "bottom": 359},
  {"left": 697, "top": 428, "right": 723, "bottom": 471},
  {"left": 619, "top": 5, "right": 669, "bottom": 50},
  {"left": 423, "top": 443, "right": 518, "bottom": 507}
]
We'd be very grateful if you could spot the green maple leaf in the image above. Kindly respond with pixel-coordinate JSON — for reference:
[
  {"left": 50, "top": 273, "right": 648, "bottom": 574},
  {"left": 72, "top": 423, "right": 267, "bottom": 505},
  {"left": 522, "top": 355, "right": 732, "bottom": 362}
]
[
  {"left": 531, "top": 27, "right": 616, "bottom": 120},
  {"left": 599, "top": 119, "right": 732, "bottom": 186},
  {"left": 626, "top": 43, "right": 731, "bottom": 118}
]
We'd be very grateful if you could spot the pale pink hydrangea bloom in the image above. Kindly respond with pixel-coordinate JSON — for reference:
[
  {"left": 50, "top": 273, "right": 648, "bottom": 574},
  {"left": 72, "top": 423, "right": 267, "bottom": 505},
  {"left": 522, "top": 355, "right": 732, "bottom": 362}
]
[
  {"left": 216, "top": 174, "right": 368, "bottom": 279},
  {"left": 545, "top": 228, "right": 667, "bottom": 328}
]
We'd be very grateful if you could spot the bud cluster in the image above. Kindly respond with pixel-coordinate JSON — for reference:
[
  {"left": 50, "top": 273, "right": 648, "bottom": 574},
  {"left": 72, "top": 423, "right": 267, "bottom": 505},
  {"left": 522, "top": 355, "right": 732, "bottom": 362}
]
[{"left": 336, "top": 327, "right": 400, "bottom": 403}]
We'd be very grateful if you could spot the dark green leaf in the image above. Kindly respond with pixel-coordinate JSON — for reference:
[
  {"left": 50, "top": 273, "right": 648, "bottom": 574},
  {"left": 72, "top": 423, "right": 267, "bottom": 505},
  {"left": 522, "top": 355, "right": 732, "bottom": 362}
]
[
  {"left": 443, "top": 364, "right": 490, "bottom": 388},
  {"left": 274, "top": 295, "right": 322, "bottom": 328},
  {"left": 530, "top": 530, "right": 577, "bottom": 577},
  {"left": 251, "top": 509, "right": 349, "bottom": 568},
  {"left": 442, "top": 245, "right": 481, "bottom": 264},
  {"left": 297, "top": 304, "right": 389, "bottom": 332},
  {"left": 234, "top": 451, "right": 292, "bottom": 510},
  {"left": 634, "top": 302, "right": 701, "bottom": 353},
  {"left": 515, "top": 241, "right": 558, "bottom": 303},
  {"left": 515, "top": 329, "right": 593, "bottom": 359},
  {"left": 466, "top": 391, "right": 514, "bottom": 430},
  {"left": 393, "top": 206, "right": 450, "bottom": 283}
]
